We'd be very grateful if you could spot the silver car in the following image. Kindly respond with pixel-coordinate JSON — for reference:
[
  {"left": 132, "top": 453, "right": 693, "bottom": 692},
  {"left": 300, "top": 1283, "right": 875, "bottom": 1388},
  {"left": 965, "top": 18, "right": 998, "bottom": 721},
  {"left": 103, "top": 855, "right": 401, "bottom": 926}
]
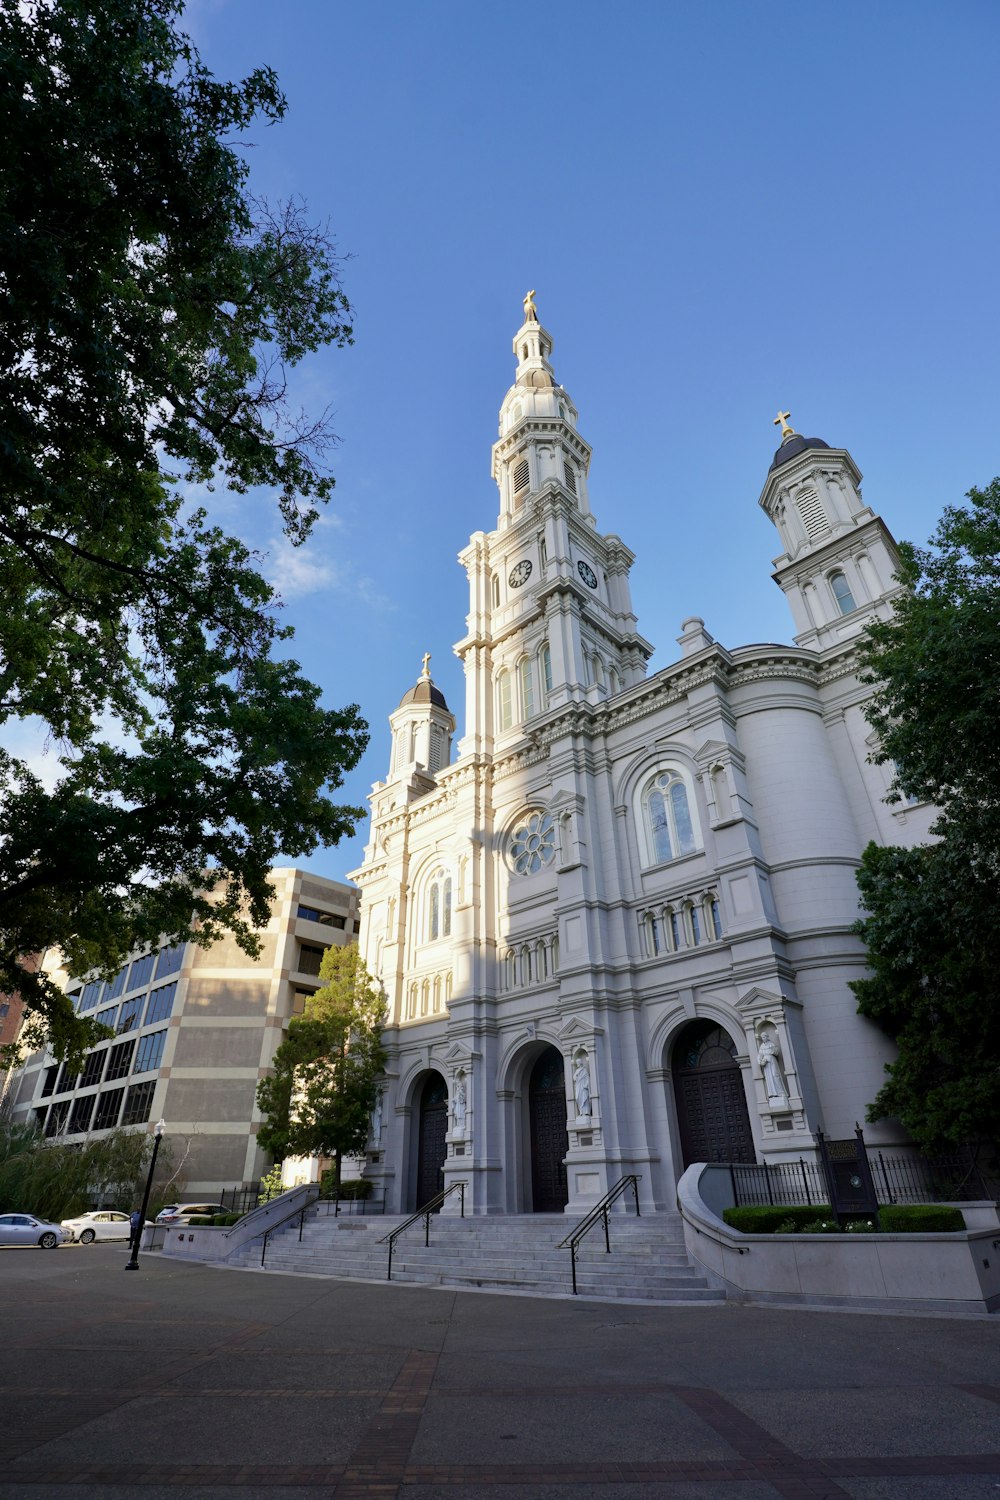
[
  {"left": 0, "top": 1213, "right": 65, "bottom": 1249},
  {"left": 61, "top": 1210, "right": 140, "bottom": 1243}
]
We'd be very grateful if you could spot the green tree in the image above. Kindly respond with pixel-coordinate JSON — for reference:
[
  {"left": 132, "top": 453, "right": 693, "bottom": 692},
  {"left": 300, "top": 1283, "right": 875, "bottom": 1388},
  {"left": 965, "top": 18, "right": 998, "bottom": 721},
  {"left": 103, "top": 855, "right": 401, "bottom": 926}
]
[
  {"left": 851, "top": 479, "right": 1000, "bottom": 1151},
  {"left": 256, "top": 946, "right": 386, "bottom": 1189},
  {"left": 0, "top": 0, "right": 367, "bottom": 1060},
  {"left": 0, "top": 1122, "right": 171, "bottom": 1220}
]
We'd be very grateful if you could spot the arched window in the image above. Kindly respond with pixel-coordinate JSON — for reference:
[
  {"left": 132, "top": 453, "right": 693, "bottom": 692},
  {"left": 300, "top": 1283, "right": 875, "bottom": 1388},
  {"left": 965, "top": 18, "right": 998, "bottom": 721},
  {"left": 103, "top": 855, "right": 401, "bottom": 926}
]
[
  {"left": 591, "top": 655, "right": 606, "bottom": 689},
  {"left": 829, "top": 570, "right": 857, "bottom": 615},
  {"left": 407, "top": 983, "right": 418, "bottom": 1020},
  {"left": 707, "top": 894, "right": 723, "bottom": 940},
  {"left": 421, "top": 978, "right": 430, "bottom": 1015},
  {"left": 505, "top": 950, "right": 516, "bottom": 990},
  {"left": 551, "top": 934, "right": 559, "bottom": 971},
  {"left": 608, "top": 667, "right": 620, "bottom": 695},
  {"left": 497, "top": 669, "right": 512, "bottom": 732},
  {"left": 667, "top": 907, "right": 682, "bottom": 949},
  {"left": 535, "top": 940, "right": 547, "bottom": 980},
  {"left": 642, "top": 769, "right": 699, "bottom": 864},
  {"left": 492, "top": 574, "right": 500, "bottom": 608},
  {"left": 428, "top": 870, "right": 452, "bottom": 941},
  {"left": 445, "top": 971, "right": 453, "bottom": 1003},
  {"left": 520, "top": 945, "right": 532, "bottom": 985},
  {"left": 688, "top": 903, "right": 702, "bottom": 946},
  {"left": 433, "top": 975, "right": 441, "bottom": 1012},
  {"left": 539, "top": 643, "right": 553, "bottom": 702},
  {"left": 519, "top": 656, "right": 535, "bottom": 719},
  {"left": 644, "top": 912, "right": 661, "bottom": 956}
]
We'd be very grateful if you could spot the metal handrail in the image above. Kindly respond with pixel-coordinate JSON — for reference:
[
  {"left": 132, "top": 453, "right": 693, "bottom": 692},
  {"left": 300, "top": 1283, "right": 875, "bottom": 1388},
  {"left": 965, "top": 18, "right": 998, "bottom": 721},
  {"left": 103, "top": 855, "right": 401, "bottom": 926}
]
[
  {"left": 257, "top": 1185, "right": 322, "bottom": 1267},
  {"left": 377, "top": 1181, "right": 467, "bottom": 1281},
  {"left": 557, "top": 1175, "right": 641, "bottom": 1295}
]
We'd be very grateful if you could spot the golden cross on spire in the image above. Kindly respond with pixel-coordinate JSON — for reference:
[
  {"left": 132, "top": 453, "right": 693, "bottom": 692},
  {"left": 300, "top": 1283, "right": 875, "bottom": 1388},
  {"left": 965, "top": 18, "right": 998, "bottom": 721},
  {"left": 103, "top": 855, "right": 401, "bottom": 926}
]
[
  {"left": 523, "top": 288, "right": 538, "bottom": 323},
  {"left": 773, "top": 409, "right": 795, "bottom": 437},
  {"left": 420, "top": 651, "right": 431, "bottom": 678}
]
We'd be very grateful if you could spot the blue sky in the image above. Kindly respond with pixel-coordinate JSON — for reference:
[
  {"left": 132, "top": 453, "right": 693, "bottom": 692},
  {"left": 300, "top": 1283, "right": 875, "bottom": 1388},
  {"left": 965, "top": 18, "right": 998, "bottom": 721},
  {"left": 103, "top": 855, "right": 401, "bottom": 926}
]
[{"left": 186, "top": 0, "right": 1000, "bottom": 883}]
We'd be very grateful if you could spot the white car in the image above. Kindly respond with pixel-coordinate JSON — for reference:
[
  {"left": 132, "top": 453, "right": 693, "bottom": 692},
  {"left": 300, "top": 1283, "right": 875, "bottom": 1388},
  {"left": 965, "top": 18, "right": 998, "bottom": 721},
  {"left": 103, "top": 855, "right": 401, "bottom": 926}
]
[
  {"left": 61, "top": 1210, "right": 145, "bottom": 1244},
  {"left": 0, "top": 1213, "right": 65, "bottom": 1249}
]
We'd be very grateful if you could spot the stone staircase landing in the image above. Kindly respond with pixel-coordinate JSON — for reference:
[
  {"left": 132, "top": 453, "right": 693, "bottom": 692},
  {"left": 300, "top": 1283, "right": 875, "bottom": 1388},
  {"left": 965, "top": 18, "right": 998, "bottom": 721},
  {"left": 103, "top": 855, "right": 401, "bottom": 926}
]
[{"left": 228, "top": 1209, "right": 724, "bottom": 1304}]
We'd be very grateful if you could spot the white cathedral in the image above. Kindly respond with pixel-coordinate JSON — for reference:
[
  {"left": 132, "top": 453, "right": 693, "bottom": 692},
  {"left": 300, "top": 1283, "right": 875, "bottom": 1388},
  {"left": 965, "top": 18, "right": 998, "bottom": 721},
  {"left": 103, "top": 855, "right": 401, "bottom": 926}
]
[{"left": 349, "top": 295, "right": 933, "bottom": 1217}]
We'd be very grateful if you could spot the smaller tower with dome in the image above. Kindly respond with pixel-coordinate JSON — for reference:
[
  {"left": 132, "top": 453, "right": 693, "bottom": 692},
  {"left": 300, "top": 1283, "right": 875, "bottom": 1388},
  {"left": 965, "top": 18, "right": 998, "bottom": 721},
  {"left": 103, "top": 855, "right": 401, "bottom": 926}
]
[
  {"left": 759, "top": 410, "right": 903, "bottom": 650},
  {"left": 386, "top": 655, "right": 455, "bottom": 799}
]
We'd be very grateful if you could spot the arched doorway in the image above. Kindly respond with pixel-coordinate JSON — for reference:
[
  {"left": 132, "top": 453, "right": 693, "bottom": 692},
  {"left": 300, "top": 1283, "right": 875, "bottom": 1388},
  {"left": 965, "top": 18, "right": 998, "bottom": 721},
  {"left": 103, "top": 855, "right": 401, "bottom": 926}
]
[
  {"left": 529, "top": 1047, "right": 569, "bottom": 1212},
  {"left": 416, "top": 1072, "right": 448, "bottom": 1208},
  {"left": 672, "top": 1020, "right": 755, "bottom": 1166}
]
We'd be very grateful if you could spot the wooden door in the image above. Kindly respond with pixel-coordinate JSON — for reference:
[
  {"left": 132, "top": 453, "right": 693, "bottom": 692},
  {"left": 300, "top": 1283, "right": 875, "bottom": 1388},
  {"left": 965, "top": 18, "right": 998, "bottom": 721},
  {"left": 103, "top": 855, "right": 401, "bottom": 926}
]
[
  {"left": 673, "top": 1022, "right": 755, "bottom": 1166},
  {"left": 416, "top": 1074, "right": 448, "bottom": 1208},
  {"left": 529, "top": 1048, "right": 569, "bottom": 1212}
]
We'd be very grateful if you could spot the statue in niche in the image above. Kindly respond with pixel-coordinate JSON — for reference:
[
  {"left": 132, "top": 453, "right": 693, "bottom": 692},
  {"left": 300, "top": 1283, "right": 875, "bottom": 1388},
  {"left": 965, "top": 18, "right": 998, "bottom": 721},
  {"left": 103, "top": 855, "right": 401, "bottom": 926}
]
[
  {"left": 756, "top": 1025, "right": 789, "bottom": 1107},
  {"left": 573, "top": 1053, "right": 592, "bottom": 1117},
  {"left": 452, "top": 1074, "right": 467, "bottom": 1133},
  {"left": 370, "top": 1089, "right": 384, "bottom": 1142}
]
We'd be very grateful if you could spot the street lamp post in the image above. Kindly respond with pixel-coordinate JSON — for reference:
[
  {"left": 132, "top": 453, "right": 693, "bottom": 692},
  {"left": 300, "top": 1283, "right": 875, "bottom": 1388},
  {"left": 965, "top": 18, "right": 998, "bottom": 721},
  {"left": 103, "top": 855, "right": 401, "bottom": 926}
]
[{"left": 125, "top": 1118, "right": 166, "bottom": 1271}]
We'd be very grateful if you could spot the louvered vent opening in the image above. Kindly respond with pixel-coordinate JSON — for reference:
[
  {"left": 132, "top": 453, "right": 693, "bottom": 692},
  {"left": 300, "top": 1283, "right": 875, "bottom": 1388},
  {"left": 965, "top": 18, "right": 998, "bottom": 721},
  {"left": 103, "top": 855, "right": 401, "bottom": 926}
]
[
  {"left": 513, "top": 459, "right": 529, "bottom": 494},
  {"left": 797, "top": 487, "right": 826, "bottom": 541},
  {"left": 563, "top": 462, "right": 577, "bottom": 494}
]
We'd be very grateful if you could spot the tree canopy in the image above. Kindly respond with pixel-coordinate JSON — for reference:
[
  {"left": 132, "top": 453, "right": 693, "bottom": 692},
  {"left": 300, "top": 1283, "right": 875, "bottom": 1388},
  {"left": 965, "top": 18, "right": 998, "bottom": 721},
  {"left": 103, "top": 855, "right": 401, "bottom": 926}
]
[
  {"left": 852, "top": 479, "right": 1000, "bottom": 1151},
  {"left": 256, "top": 945, "right": 386, "bottom": 1183},
  {"left": 0, "top": 0, "right": 367, "bottom": 1060}
]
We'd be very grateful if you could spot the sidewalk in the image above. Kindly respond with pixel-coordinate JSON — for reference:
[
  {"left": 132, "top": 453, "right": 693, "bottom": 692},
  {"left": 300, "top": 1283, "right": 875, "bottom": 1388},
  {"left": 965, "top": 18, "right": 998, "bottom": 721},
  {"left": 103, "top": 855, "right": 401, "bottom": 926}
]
[{"left": 0, "top": 1242, "right": 997, "bottom": 1498}]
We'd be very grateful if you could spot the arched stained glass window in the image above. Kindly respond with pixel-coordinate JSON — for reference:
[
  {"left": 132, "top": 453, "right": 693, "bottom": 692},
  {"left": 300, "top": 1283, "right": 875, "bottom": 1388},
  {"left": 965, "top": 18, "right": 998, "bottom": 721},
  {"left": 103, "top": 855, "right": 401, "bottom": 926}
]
[
  {"left": 428, "top": 870, "right": 451, "bottom": 941},
  {"left": 644, "top": 770, "right": 698, "bottom": 865}
]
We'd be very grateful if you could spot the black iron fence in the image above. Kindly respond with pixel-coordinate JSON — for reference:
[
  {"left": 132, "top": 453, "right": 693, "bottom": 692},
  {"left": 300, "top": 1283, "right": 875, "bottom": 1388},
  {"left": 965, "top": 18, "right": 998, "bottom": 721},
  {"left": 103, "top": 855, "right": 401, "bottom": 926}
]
[
  {"left": 729, "top": 1152, "right": 994, "bottom": 1209},
  {"left": 219, "top": 1183, "right": 263, "bottom": 1214}
]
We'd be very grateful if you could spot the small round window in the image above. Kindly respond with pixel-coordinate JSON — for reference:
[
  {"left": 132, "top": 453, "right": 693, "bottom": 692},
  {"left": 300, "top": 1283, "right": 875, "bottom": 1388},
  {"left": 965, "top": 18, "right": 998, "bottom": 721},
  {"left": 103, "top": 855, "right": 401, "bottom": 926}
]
[{"left": 508, "top": 811, "right": 556, "bottom": 876}]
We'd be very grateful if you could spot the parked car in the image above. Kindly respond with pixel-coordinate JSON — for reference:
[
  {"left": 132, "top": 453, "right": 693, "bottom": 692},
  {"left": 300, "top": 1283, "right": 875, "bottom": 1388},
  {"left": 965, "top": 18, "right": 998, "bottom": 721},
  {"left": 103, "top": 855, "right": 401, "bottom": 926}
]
[
  {"left": 155, "top": 1202, "right": 229, "bottom": 1226},
  {"left": 0, "top": 1213, "right": 66, "bottom": 1249},
  {"left": 61, "top": 1210, "right": 150, "bottom": 1244}
]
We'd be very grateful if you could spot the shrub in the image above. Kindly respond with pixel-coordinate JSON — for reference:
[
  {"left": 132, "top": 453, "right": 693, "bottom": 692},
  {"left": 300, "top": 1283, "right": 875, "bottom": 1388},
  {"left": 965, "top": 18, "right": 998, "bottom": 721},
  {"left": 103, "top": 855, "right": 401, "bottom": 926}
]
[
  {"left": 211, "top": 1213, "right": 244, "bottom": 1227},
  {"left": 186, "top": 1215, "right": 214, "bottom": 1226},
  {"left": 320, "top": 1172, "right": 373, "bottom": 1200},
  {"left": 879, "top": 1204, "right": 965, "bottom": 1233},
  {"left": 723, "top": 1205, "right": 834, "bottom": 1234}
]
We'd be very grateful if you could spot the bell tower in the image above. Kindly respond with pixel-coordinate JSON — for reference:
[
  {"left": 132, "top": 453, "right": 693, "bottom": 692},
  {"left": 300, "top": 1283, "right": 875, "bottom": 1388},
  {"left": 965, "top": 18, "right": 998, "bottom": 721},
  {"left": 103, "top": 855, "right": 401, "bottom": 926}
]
[
  {"left": 454, "top": 295, "right": 652, "bottom": 757},
  {"left": 759, "top": 411, "right": 903, "bottom": 650}
]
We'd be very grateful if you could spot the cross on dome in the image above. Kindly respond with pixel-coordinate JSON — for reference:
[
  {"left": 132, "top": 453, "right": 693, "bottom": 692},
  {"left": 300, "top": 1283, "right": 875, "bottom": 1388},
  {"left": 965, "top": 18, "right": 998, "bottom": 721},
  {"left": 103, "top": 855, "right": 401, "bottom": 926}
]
[{"left": 773, "top": 409, "right": 796, "bottom": 437}]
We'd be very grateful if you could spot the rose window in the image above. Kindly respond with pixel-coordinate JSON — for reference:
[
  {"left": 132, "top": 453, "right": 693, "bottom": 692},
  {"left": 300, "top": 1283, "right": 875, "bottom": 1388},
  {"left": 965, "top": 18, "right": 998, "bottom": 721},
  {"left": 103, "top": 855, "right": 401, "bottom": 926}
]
[{"left": 508, "top": 811, "right": 556, "bottom": 876}]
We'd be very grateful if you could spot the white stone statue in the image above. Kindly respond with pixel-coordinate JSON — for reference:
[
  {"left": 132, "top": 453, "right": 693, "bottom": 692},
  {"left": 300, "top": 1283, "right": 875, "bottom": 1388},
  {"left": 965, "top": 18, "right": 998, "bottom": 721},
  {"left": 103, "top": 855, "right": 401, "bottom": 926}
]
[
  {"left": 757, "top": 1030, "right": 789, "bottom": 1107},
  {"left": 370, "top": 1089, "right": 383, "bottom": 1142},
  {"left": 452, "top": 1075, "right": 467, "bottom": 1133},
  {"left": 573, "top": 1054, "right": 592, "bottom": 1117}
]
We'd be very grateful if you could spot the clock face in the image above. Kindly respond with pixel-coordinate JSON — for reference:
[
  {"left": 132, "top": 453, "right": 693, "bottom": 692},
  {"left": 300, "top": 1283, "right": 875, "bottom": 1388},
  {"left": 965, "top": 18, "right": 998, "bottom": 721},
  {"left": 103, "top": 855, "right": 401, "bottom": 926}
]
[
  {"left": 508, "top": 559, "right": 533, "bottom": 589},
  {"left": 577, "top": 559, "right": 598, "bottom": 590}
]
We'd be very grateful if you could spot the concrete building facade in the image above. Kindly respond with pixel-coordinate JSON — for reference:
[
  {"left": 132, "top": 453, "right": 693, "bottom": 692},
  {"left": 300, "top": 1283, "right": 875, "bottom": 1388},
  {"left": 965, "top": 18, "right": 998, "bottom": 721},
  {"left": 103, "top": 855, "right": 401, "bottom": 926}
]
[{"left": 9, "top": 868, "right": 358, "bottom": 1197}]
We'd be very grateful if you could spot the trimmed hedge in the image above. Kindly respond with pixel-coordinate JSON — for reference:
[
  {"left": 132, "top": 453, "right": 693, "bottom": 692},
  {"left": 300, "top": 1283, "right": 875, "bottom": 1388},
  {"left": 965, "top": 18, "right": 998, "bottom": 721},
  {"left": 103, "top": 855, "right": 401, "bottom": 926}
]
[
  {"left": 723, "top": 1203, "right": 966, "bottom": 1234},
  {"left": 878, "top": 1204, "right": 965, "bottom": 1233},
  {"left": 185, "top": 1215, "right": 214, "bottom": 1226},
  {"left": 211, "top": 1213, "right": 244, "bottom": 1227},
  {"left": 723, "top": 1205, "right": 833, "bottom": 1234}
]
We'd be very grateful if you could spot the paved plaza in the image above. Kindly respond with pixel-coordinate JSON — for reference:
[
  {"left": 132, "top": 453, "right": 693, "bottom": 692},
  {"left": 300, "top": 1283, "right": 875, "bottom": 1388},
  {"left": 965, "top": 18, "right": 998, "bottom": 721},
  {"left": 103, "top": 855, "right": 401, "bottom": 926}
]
[{"left": 0, "top": 1245, "right": 998, "bottom": 1499}]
